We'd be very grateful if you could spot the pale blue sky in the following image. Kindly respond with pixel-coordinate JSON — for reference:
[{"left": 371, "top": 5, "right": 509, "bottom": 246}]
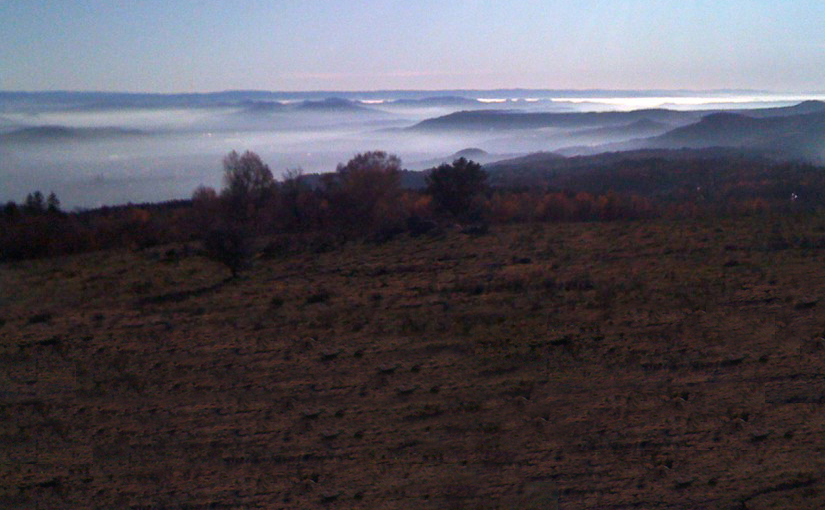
[{"left": 2, "top": 0, "right": 824, "bottom": 92}]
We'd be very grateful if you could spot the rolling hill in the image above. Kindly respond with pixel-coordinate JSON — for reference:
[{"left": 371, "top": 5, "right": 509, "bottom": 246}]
[
  {"left": 410, "top": 108, "right": 699, "bottom": 132},
  {"left": 623, "top": 110, "right": 825, "bottom": 161},
  {"left": 0, "top": 125, "right": 145, "bottom": 143}
]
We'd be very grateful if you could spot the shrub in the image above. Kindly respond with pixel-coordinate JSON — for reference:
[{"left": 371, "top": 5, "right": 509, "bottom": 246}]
[
  {"left": 306, "top": 290, "right": 331, "bottom": 304},
  {"left": 203, "top": 223, "right": 253, "bottom": 278}
]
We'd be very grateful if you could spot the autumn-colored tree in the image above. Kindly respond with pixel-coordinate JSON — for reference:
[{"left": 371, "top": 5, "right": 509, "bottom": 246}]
[{"left": 325, "top": 151, "right": 403, "bottom": 233}]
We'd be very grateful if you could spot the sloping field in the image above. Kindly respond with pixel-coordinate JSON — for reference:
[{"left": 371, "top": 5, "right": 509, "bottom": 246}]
[{"left": 2, "top": 216, "right": 825, "bottom": 509}]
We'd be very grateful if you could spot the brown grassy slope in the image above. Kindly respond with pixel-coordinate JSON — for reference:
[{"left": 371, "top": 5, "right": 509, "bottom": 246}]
[{"left": 2, "top": 217, "right": 825, "bottom": 509}]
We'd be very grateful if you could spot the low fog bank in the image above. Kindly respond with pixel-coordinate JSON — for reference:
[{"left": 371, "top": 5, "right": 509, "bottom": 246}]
[{"left": 1, "top": 91, "right": 823, "bottom": 208}]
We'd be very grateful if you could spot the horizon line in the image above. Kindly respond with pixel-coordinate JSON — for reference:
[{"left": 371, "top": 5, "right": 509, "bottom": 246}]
[{"left": 2, "top": 87, "right": 812, "bottom": 96}]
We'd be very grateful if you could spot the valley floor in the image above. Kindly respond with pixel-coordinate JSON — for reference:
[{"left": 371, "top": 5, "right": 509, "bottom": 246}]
[{"left": 2, "top": 216, "right": 825, "bottom": 509}]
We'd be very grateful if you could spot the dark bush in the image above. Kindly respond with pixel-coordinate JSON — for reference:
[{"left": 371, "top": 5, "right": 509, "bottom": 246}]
[
  {"left": 306, "top": 290, "right": 331, "bottom": 304},
  {"left": 203, "top": 223, "right": 253, "bottom": 278},
  {"left": 426, "top": 157, "right": 489, "bottom": 220},
  {"left": 406, "top": 215, "right": 437, "bottom": 237}
]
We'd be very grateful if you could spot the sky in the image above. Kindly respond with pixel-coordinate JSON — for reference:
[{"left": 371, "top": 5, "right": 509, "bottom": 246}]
[{"left": 2, "top": 0, "right": 825, "bottom": 93}]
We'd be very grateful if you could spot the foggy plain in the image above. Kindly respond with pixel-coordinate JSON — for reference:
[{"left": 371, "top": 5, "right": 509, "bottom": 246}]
[{"left": 2, "top": 90, "right": 823, "bottom": 209}]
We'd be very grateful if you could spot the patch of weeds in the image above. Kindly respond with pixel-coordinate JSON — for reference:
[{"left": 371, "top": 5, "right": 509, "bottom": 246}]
[
  {"left": 378, "top": 364, "right": 398, "bottom": 374},
  {"left": 306, "top": 290, "right": 331, "bottom": 305},
  {"left": 261, "top": 237, "right": 292, "bottom": 259},
  {"left": 399, "top": 314, "right": 427, "bottom": 334},
  {"left": 320, "top": 349, "right": 341, "bottom": 361},
  {"left": 130, "top": 280, "right": 153, "bottom": 294},
  {"left": 541, "top": 277, "right": 558, "bottom": 291},
  {"left": 478, "top": 422, "right": 501, "bottom": 433},
  {"left": 563, "top": 276, "right": 595, "bottom": 291},
  {"left": 309, "top": 233, "right": 340, "bottom": 254},
  {"left": 28, "top": 312, "right": 52, "bottom": 324},
  {"left": 37, "top": 336, "right": 62, "bottom": 348},
  {"left": 459, "top": 400, "right": 482, "bottom": 413},
  {"left": 491, "top": 275, "right": 527, "bottom": 292},
  {"left": 404, "top": 404, "right": 443, "bottom": 421},
  {"left": 446, "top": 279, "right": 485, "bottom": 295}
]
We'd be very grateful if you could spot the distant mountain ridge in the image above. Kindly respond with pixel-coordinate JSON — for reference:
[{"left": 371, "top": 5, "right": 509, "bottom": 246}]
[
  {"left": 385, "top": 96, "right": 484, "bottom": 107},
  {"left": 0, "top": 89, "right": 782, "bottom": 110},
  {"left": 411, "top": 101, "right": 825, "bottom": 132},
  {"left": 411, "top": 109, "right": 705, "bottom": 131},
  {"left": 610, "top": 109, "right": 825, "bottom": 161},
  {"left": 0, "top": 125, "right": 145, "bottom": 143},
  {"left": 482, "top": 148, "right": 775, "bottom": 189},
  {"left": 232, "top": 97, "right": 388, "bottom": 116}
]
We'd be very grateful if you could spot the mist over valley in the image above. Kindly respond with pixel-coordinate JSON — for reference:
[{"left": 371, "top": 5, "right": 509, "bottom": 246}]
[{"left": 2, "top": 90, "right": 825, "bottom": 208}]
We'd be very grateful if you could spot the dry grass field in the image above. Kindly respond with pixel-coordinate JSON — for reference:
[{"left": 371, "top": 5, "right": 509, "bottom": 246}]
[{"left": 3, "top": 215, "right": 825, "bottom": 509}]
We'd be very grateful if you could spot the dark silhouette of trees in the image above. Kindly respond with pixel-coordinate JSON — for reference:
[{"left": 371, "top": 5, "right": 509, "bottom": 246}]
[
  {"left": 197, "top": 151, "right": 274, "bottom": 277},
  {"left": 425, "top": 157, "right": 488, "bottom": 220},
  {"left": 191, "top": 185, "right": 220, "bottom": 232},
  {"left": 273, "top": 168, "right": 320, "bottom": 231},
  {"left": 23, "top": 191, "right": 46, "bottom": 214},
  {"left": 221, "top": 150, "right": 275, "bottom": 223},
  {"left": 2, "top": 201, "right": 20, "bottom": 220},
  {"left": 325, "top": 151, "right": 403, "bottom": 232},
  {"left": 13, "top": 147, "right": 825, "bottom": 263},
  {"left": 46, "top": 192, "right": 61, "bottom": 214}
]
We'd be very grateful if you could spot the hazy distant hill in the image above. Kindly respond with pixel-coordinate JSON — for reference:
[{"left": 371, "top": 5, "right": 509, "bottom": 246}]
[
  {"left": 294, "top": 97, "right": 380, "bottom": 113},
  {"left": 410, "top": 101, "right": 825, "bottom": 133},
  {"left": 3, "top": 89, "right": 772, "bottom": 110},
  {"left": 482, "top": 148, "right": 787, "bottom": 194},
  {"left": 453, "top": 147, "right": 489, "bottom": 159},
  {"left": 484, "top": 151, "right": 566, "bottom": 176},
  {"left": 234, "top": 98, "right": 385, "bottom": 115},
  {"left": 386, "top": 96, "right": 484, "bottom": 108},
  {"left": 566, "top": 118, "right": 671, "bottom": 140},
  {"left": 410, "top": 147, "right": 519, "bottom": 170},
  {"left": 0, "top": 125, "right": 145, "bottom": 143},
  {"left": 237, "top": 100, "right": 289, "bottom": 113},
  {"left": 206, "top": 97, "right": 396, "bottom": 131},
  {"left": 0, "top": 115, "right": 20, "bottom": 130},
  {"left": 740, "top": 100, "right": 825, "bottom": 118},
  {"left": 650, "top": 113, "right": 773, "bottom": 147},
  {"left": 635, "top": 110, "right": 825, "bottom": 161},
  {"left": 411, "top": 108, "right": 701, "bottom": 131}
]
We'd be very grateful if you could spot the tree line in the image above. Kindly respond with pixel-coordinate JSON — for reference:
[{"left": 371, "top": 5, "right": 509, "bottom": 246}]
[{"left": 1, "top": 149, "right": 816, "bottom": 264}]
